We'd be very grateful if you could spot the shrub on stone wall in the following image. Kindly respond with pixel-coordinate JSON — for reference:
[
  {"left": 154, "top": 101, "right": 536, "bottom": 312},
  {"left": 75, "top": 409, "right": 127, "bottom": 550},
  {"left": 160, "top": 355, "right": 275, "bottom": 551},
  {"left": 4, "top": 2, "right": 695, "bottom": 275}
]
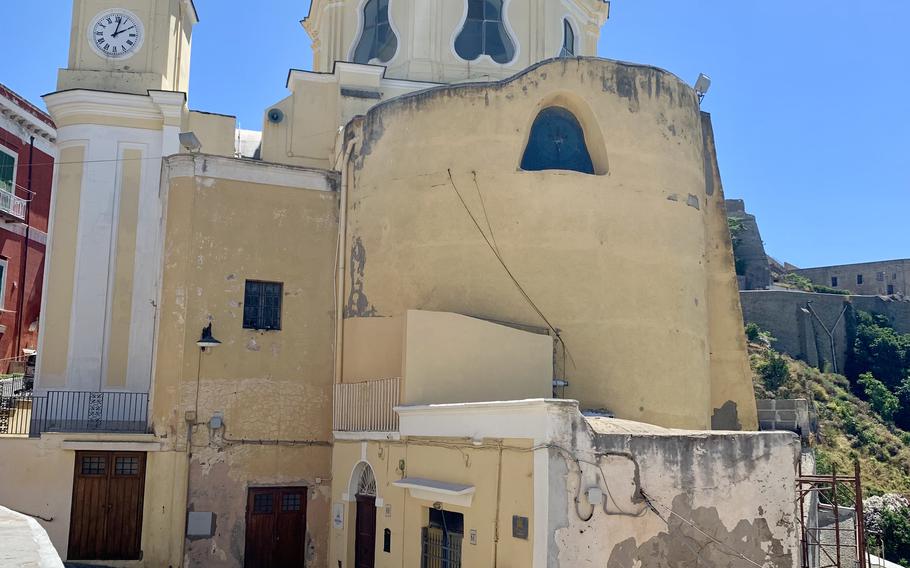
[{"left": 757, "top": 350, "right": 791, "bottom": 391}]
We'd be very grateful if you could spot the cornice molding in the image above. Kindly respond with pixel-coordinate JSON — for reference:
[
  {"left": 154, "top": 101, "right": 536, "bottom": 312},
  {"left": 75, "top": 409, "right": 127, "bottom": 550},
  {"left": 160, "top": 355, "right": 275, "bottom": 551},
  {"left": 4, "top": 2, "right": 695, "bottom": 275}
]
[
  {"left": 164, "top": 154, "right": 339, "bottom": 193},
  {"left": 43, "top": 89, "right": 188, "bottom": 129}
]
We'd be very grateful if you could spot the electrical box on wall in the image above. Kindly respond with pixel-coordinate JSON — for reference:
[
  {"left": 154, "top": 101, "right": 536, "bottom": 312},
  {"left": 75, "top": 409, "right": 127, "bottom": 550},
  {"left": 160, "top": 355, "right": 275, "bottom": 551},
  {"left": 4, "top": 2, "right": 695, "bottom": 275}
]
[{"left": 186, "top": 512, "right": 215, "bottom": 538}]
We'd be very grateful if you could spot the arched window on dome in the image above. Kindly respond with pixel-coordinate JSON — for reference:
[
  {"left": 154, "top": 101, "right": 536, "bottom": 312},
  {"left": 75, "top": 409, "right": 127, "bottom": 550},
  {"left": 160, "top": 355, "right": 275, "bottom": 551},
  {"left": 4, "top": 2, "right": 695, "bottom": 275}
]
[
  {"left": 352, "top": 0, "right": 398, "bottom": 64},
  {"left": 455, "top": 0, "right": 516, "bottom": 64},
  {"left": 521, "top": 107, "right": 595, "bottom": 174},
  {"left": 560, "top": 20, "right": 576, "bottom": 57}
]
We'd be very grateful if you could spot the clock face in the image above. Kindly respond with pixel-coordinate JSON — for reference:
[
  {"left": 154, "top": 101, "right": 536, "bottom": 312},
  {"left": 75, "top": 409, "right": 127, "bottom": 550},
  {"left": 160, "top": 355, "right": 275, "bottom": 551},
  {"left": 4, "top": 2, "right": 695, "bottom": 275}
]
[{"left": 88, "top": 9, "right": 144, "bottom": 60}]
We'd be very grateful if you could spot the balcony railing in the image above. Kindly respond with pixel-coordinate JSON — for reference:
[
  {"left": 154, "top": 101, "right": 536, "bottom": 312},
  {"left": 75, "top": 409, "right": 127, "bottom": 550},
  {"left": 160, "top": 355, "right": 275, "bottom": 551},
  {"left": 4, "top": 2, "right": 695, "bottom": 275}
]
[
  {"left": 0, "top": 377, "right": 33, "bottom": 436},
  {"left": 333, "top": 378, "right": 401, "bottom": 433},
  {"left": 0, "top": 190, "right": 27, "bottom": 222},
  {"left": 0, "top": 388, "right": 150, "bottom": 437}
]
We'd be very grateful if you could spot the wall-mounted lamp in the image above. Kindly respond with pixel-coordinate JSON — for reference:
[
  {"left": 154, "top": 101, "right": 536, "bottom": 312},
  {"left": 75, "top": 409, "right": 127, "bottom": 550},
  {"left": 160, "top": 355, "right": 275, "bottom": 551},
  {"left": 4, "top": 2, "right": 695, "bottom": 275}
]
[
  {"left": 179, "top": 131, "right": 203, "bottom": 154},
  {"left": 695, "top": 73, "right": 712, "bottom": 104},
  {"left": 197, "top": 323, "right": 221, "bottom": 351}
]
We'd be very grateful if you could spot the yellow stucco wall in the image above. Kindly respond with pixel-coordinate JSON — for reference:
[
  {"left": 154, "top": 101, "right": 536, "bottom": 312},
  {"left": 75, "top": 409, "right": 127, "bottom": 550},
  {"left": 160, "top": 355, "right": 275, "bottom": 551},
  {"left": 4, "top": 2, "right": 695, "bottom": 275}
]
[
  {"left": 150, "top": 155, "right": 340, "bottom": 567},
  {"left": 38, "top": 145, "right": 85, "bottom": 387},
  {"left": 402, "top": 310, "right": 553, "bottom": 405},
  {"left": 105, "top": 148, "right": 143, "bottom": 389},
  {"left": 330, "top": 439, "right": 535, "bottom": 568},
  {"left": 340, "top": 310, "right": 553, "bottom": 405},
  {"left": 342, "top": 57, "right": 756, "bottom": 430},
  {"left": 186, "top": 110, "right": 237, "bottom": 158}
]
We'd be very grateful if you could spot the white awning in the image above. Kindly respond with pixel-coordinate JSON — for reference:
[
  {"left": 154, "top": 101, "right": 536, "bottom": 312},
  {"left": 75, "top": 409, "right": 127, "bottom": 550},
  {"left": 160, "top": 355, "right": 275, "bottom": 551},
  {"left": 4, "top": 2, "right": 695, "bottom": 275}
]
[{"left": 392, "top": 477, "right": 476, "bottom": 507}]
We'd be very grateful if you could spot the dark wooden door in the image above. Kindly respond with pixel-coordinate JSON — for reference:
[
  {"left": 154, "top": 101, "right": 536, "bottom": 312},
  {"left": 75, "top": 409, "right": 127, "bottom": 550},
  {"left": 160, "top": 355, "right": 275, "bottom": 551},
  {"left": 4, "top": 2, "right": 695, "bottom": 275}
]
[
  {"left": 244, "top": 487, "right": 308, "bottom": 568},
  {"left": 68, "top": 452, "right": 145, "bottom": 561},
  {"left": 355, "top": 495, "right": 377, "bottom": 568}
]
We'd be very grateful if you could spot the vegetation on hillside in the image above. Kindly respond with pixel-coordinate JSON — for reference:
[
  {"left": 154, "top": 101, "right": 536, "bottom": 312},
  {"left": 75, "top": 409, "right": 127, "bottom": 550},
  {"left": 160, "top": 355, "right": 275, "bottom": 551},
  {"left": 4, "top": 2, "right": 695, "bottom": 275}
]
[{"left": 749, "top": 314, "right": 910, "bottom": 563}]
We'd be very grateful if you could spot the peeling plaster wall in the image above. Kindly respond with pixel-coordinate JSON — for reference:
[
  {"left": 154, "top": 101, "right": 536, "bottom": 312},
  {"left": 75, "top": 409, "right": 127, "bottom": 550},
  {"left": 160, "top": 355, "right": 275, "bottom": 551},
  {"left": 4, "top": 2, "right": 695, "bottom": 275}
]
[
  {"left": 343, "top": 57, "right": 756, "bottom": 430},
  {"left": 152, "top": 156, "right": 339, "bottom": 567},
  {"left": 548, "top": 407, "right": 800, "bottom": 567}
]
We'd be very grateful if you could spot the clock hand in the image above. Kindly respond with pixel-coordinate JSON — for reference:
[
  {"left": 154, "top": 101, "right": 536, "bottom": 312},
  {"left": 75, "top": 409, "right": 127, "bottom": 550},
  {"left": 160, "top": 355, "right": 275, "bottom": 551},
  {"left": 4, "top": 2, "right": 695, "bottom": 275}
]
[
  {"left": 112, "top": 18, "right": 122, "bottom": 38},
  {"left": 113, "top": 25, "right": 136, "bottom": 38}
]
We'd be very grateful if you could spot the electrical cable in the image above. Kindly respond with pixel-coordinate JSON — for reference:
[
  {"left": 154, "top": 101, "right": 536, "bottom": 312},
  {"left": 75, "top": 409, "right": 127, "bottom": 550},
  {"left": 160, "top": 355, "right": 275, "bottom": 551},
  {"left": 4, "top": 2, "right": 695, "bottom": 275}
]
[{"left": 446, "top": 169, "right": 576, "bottom": 368}]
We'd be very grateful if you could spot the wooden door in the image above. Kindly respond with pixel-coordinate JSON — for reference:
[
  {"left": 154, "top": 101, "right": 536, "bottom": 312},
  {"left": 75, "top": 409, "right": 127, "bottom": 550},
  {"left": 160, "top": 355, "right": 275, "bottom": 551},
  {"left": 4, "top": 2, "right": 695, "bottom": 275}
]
[
  {"left": 244, "top": 487, "right": 308, "bottom": 568},
  {"left": 68, "top": 452, "right": 145, "bottom": 561},
  {"left": 355, "top": 495, "right": 377, "bottom": 568}
]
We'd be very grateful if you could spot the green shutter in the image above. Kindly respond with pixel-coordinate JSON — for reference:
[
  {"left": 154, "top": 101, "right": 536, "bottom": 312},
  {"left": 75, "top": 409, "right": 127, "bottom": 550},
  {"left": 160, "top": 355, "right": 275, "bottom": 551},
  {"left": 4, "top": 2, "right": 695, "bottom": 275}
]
[{"left": 0, "top": 151, "right": 14, "bottom": 193}]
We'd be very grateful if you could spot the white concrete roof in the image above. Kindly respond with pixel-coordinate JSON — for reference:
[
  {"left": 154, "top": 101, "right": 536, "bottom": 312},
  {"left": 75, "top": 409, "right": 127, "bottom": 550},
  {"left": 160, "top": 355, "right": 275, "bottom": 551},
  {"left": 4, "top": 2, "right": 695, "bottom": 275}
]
[{"left": 0, "top": 506, "right": 64, "bottom": 567}]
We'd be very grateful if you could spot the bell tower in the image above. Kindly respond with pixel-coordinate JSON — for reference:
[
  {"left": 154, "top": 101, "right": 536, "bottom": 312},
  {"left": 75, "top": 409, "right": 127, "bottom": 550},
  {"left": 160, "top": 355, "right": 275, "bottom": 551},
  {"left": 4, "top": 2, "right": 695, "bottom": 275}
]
[
  {"left": 36, "top": 0, "right": 197, "bottom": 395},
  {"left": 58, "top": 0, "right": 198, "bottom": 95}
]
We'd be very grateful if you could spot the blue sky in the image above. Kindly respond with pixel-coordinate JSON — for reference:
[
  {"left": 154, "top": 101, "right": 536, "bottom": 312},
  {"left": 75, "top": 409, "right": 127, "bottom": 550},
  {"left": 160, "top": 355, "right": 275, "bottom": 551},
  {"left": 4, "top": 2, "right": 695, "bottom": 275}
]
[{"left": 1, "top": 1, "right": 907, "bottom": 267}]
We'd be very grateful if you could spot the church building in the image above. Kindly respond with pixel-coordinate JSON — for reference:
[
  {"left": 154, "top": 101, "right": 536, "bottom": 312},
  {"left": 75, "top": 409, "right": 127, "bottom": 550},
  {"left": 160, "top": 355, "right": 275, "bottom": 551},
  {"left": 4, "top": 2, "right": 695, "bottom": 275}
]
[{"left": 0, "top": 1, "right": 802, "bottom": 567}]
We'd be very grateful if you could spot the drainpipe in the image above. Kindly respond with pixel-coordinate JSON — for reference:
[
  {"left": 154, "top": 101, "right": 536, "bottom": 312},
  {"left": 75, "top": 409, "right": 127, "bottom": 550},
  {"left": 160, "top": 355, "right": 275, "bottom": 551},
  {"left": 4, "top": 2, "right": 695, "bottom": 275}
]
[
  {"left": 806, "top": 302, "right": 848, "bottom": 374},
  {"left": 334, "top": 131, "right": 361, "bottom": 386},
  {"left": 14, "top": 136, "right": 34, "bottom": 359}
]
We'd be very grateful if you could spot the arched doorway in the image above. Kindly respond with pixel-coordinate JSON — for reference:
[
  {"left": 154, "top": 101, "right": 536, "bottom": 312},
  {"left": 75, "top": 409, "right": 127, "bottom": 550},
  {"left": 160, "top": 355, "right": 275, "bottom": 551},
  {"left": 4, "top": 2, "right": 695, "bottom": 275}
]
[{"left": 351, "top": 462, "right": 377, "bottom": 568}]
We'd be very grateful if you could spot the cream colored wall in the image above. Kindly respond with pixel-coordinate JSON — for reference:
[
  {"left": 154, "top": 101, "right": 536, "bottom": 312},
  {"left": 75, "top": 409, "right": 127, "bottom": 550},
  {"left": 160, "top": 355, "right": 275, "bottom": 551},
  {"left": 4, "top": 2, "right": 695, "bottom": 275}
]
[
  {"left": 342, "top": 57, "right": 755, "bottom": 430},
  {"left": 701, "top": 113, "right": 759, "bottom": 430},
  {"left": 342, "top": 316, "right": 404, "bottom": 382},
  {"left": 59, "top": 0, "right": 195, "bottom": 95},
  {"left": 260, "top": 67, "right": 436, "bottom": 169},
  {"left": 0, "top": 437, "right": 76, "bottom": 558},
  {"left": 340, "top": 310, "right": 552, "bottom": 404},
  {"left": 186, "top": 111, "right": 237, "bottom": 157},
  {"left": 152, "top": 155, "right": 339, "bottom": 567},
  {"left": 305, "top": 0, "right": 609, "bottom": 83},
  {"left": 402, "top": 311, "right": 553, "bottom": 405},
  {"left": 330, "top": 438, "right": 535, "bottom": 568}
]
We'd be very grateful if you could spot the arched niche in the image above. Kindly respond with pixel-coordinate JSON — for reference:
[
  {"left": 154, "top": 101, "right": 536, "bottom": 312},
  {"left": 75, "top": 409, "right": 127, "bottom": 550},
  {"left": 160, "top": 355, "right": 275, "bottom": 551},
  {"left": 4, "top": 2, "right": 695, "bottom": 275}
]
[{"left": 519, "top": 92, "right": 609, "bottom": 176}]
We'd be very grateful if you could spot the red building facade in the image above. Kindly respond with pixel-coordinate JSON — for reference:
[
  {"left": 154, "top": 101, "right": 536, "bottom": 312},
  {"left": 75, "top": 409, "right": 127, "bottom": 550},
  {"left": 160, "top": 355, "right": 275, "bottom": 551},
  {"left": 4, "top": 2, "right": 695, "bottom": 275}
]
[{"left": 0, "top": 83, "right": 56, "bottom": 372}]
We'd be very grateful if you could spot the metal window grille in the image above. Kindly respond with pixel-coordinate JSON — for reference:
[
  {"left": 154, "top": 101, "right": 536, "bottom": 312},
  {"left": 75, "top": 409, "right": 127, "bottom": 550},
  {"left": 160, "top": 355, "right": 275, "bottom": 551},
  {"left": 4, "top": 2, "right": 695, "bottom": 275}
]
[
  {"left": 243, "top": 280, "right": 283, "bottom": 330},
  {"left": 421, "top": 527, "right": 463, "bottom": 568}
]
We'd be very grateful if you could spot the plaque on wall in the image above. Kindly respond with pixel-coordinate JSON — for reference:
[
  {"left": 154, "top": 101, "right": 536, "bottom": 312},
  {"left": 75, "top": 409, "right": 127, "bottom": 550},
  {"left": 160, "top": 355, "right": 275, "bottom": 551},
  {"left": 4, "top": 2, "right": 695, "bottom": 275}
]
[{"left": 512, "top": 515, "right": 529, "bottom": 540}]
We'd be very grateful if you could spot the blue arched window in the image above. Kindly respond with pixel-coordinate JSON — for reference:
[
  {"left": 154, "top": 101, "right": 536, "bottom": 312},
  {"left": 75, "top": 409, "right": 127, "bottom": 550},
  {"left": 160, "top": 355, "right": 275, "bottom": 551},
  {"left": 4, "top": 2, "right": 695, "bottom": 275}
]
[
  {"left": 560, "top": 20, "right": 576, "bottom": 57},
  {"left": 353, "top": 0, "right": 397, "bottom": 64},
  {"left": 521, "top": 107, "right": 595, "bottom": 174},
  {"left": 455, "top": 0, "right": 515, "bottom": 64}
]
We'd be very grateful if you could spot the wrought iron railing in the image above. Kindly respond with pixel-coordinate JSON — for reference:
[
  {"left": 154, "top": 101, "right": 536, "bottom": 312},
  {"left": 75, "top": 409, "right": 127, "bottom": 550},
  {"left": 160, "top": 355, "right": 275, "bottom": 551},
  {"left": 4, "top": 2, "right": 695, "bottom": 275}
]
[
  {"left": 421, "top": 527, "right": 463, "bottom": 568},
  {"left": 333, "top": 378, "right": 401, "bottom": 432},
  {"left": 0, "top": 377, "right": 33, "bottom": 435},
  {"left": 27, "top": 391, "right": 150, "bottom": 436},
  {"left": 0, "top": 190, "right": 27, "bottom": 220}
]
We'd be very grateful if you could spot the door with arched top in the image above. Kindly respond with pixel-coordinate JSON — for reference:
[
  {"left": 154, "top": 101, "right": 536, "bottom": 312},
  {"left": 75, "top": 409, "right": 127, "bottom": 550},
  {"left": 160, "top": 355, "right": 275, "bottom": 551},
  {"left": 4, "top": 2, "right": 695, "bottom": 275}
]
[{"left": 353, "top": 463, "right": 377, "bottom": 568}]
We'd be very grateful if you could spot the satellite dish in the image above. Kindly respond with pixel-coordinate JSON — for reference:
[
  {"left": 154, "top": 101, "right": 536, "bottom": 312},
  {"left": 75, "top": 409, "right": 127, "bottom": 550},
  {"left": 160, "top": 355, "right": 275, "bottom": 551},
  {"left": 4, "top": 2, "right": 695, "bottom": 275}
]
[{"left": 267, "top": 108, "right": 285, "bottom": 124}]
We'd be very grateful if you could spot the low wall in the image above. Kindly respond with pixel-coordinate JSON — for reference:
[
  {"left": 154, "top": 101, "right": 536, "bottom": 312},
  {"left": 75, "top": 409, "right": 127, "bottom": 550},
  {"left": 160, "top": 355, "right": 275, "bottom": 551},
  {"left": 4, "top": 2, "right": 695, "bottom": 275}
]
[
  {"left": 0, "top": 437, "right": 74, "bottom": 557},
  {"left": 740, "top": 290, "right": 910, "bottom": 373},
  {"left": 550, "top": 406, "right": 801, "bottom": 568}
]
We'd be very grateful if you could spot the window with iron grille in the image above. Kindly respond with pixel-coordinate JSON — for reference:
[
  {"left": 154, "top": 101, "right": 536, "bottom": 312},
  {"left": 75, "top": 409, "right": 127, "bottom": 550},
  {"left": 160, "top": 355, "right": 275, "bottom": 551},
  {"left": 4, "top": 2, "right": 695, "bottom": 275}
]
[
  {"left": 243, "top": 281, "right": 283, "bottom": 330},
  {"left": 422, "top": 510, "right": 464, "bottom": 568}
]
